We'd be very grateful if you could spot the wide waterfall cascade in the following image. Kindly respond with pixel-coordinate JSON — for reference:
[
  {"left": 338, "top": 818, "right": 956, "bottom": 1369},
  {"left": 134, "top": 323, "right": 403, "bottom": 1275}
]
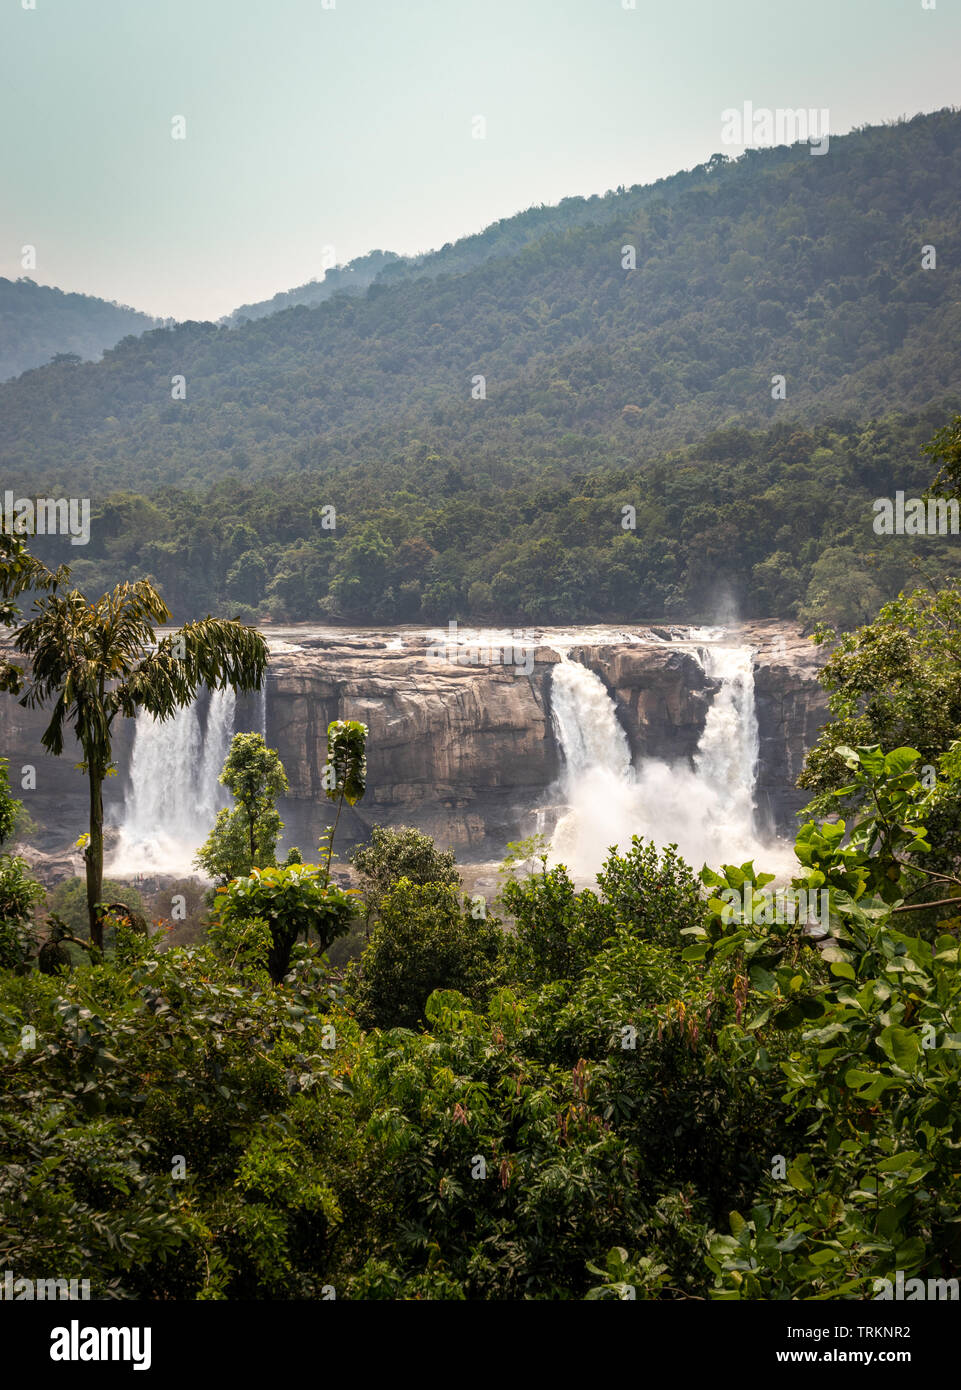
[
  {"left": 110, "top": 686, "right": 236, "bottom": 876},
  {"left": 548, "top": 647, "right": 790, "bottom": 881}
]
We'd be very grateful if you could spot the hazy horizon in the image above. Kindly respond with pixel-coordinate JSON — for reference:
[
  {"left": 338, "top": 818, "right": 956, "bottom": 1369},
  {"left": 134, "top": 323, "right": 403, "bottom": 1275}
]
[{"left": 2, "top": 0, "right": 959, "bottom": 321}]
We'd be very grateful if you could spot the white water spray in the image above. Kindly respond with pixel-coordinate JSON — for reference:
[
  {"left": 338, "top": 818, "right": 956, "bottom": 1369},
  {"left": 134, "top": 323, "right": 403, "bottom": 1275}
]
[
  {"left": 691, "top": 645, "right": 760, "bottom": 857},
  {"left": 548, "top": 659, "right": 634, "bottom": 877},
  {"left": 198, "top": 687, "right": 237, "bottom": 827},
  {"left": 110, "top": 687, "right": 236, "bottom": 876},
  {"left": 548, "top": 646, "right": 791, "bottom": 881}
]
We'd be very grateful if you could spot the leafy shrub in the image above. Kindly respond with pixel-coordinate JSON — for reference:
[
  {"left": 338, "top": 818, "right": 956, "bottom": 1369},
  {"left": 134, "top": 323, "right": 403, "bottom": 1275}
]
[
  {"left": 216, "top": 864, "right": 357, "bottom": 984},
  {"left": 48, "top": 876, "right": 144, "bottom": 940},
  {"left": 595, "top": 837, "right": 707, "bottom": 950},
  {"left": 351, "top": 825, "right": 459, "bottom": 900},
  {"left": 0, "top": 855, "right": 44, "bottom": 969},
  {"left": 498, "top": 859, "right": 610, "bottom": 986},
  {"left": 346, "top": 880, "right": 502, "bottom": 1030}
]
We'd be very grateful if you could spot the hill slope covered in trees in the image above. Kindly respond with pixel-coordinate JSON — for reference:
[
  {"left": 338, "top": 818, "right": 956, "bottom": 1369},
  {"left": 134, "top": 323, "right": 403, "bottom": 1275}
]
[
  {"left": 30, "top": 408, "right": 960, "bottom": 629},
  {"left": 6, "top": 110, "right": 961, "bottom": 629},
  {"left": 2, "top": 109, "right": 960, "bottom": 496},
  {"left": 0, "top": 277, "right": 159, "bottom": 383}
]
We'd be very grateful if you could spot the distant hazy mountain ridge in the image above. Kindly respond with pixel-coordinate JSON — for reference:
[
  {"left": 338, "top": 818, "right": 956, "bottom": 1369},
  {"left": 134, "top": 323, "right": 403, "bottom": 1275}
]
[
  {"left": 0, "top": 277, "right": 160, "bottom": 383},
  {"left": 222, "top": 250, "right": 403, "bottom": 325}
]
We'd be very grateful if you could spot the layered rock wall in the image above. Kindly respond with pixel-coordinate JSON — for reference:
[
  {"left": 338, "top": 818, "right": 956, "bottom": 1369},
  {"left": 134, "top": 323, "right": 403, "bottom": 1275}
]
[{"left": 0, "top": 624, "right": 831, "bottom": 868}]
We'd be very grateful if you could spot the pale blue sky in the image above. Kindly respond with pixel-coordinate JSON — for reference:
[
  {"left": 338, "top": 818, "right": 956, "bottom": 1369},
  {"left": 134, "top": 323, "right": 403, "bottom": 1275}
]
[{"left": 1, "top": 0, "right": 957, "bottom": 321}]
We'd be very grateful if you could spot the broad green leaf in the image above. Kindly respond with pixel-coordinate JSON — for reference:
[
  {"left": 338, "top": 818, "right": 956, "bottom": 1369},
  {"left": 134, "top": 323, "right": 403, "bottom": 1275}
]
[
  {"left": 878, "top": 1024, "right": 920, "bottom": 1071},
  {"left": 877, "top": 1150, "right": 923, "bottom": 1173}
]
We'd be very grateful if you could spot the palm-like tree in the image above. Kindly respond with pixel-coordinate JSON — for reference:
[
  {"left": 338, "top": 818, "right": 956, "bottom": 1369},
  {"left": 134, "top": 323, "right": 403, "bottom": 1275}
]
[
  {"left": 0, "top": 532, "right": 65, "bottom": 694},
  {"left": 11, "top": 575, "right": 268, "bottom": 948}
]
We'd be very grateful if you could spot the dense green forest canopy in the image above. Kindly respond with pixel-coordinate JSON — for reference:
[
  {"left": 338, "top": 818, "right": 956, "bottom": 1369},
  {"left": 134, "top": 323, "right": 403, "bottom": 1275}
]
[
  {"left": 2, "top": 109, "right": 960, "bottom": 501},
  {"left": 26, "top": 406, "right": 960, "bottom": 629},
  {"left": 3, "top": 593, "right": 961, "bottom": 1299}
]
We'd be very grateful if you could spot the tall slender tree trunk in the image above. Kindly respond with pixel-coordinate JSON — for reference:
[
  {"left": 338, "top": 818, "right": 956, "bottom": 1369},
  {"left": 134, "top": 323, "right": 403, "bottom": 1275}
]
[
  {"left": 324, "top": 791, "right": 344, "bottom": 884},
  {"left": 86, "top": 765, "right": 105, "bottom": 949}
]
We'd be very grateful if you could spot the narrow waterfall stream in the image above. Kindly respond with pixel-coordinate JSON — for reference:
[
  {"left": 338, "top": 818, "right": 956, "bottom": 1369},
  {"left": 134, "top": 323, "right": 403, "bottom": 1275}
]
[
  {"left": 691, "top": 644, "right": 761, "bottom": 852},
  {"left": 257, "top": 685, "right": 267, "bottom": 742},
  {"left": 549, "top": 645, "right": 789, "bottom": 879},
  {"left": 109, "top": 686, "right": 236, "bottom": 876}
]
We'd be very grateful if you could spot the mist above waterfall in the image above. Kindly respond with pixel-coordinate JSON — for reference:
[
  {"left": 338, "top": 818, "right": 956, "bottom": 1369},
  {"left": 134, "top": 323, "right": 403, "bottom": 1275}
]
[{"left": 548, "top": 645, "right": 795, "bottom": 881}]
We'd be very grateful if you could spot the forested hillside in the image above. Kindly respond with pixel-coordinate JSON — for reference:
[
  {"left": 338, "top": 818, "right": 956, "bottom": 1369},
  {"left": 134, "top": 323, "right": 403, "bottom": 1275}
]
[
  {"left": 223, "top": 250, "right": 402, "bottom": 325},
  {"left": 0, "top": 277, "right": 158, "bottom": 382},
  {"left": 6, "top": 110, "right": 961, "bottom": 629},
  {"left": 32, "top": 408, "right": 960, "bottom": 629},
  {"left": 2, "top": 110, "right": 960, "bottom": 497}
]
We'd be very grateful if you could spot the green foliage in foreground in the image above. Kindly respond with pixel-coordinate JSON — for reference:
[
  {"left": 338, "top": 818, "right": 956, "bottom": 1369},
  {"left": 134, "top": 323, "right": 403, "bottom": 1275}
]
[
  {"left": 215, "top": 864, "right": 357, "bottom": 985},
  {"left": 800, "top": 580, "right": 961, "bottom": 882},
  {"left": 47, "top": 878, "right": 145, "bottom": 942},
  {"left": 0, "top": 756, "right": 44, "bottom": 969},
  {"left": 2, "top": 731, "right": 960, "bottom": 1299},
  {"left": 352, "top": 824, "right": 459, "bottom": 900},
  {"left": 196, "top": 733, "right": 288, "bottom": 883},
  {"left": 345, "top": 879, "right": 502, "bottom": 1031}
]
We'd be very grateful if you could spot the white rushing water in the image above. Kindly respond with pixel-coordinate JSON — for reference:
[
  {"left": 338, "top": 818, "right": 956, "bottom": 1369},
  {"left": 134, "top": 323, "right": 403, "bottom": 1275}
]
[
  {"left": 105, "top": 628, "right": 792, "bottom": 883},
  {"left": 109, "top": 686, "right": 236, "bottom": 876},
  {"left": 548, "top": 646, "right": 792, "bottom": 881}
]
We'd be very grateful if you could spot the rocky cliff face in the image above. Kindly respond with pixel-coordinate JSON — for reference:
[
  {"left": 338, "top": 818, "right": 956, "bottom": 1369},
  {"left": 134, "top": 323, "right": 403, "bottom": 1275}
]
[
  {"left": 0, "top": 622, "right": 830, "bottom": 874},
  {"left": 265, "top": 636, "right": 559, "bottom": 855},
  {"left": 568, "top": 643, "right": 716, "bottom": 763},
  {"left": 745, "top": 623, "right": 832, "bottom": 837},
  {"left": 253, "top": 623, "right": 830, "bottom": 855}
]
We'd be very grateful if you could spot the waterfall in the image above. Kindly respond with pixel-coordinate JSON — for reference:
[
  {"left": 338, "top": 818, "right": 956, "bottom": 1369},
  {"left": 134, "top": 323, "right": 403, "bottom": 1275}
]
[
  {"left": 109, "top": 686, "right": 236, "bottom": 876},
  {"left": 550, "top": 659, "right": 632, "bottom": 782},
  {"left": 198, "top": 686, "right": 237, "bottom": 827},
  {"left": 548, "top": 646, "right": 788, "bottom": 880},
  {"left": 691, "top": 645, "right": 760, "bottom": 855},
  {"left": 548, "top": 659, "right": 638, "bottom": 878}
]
